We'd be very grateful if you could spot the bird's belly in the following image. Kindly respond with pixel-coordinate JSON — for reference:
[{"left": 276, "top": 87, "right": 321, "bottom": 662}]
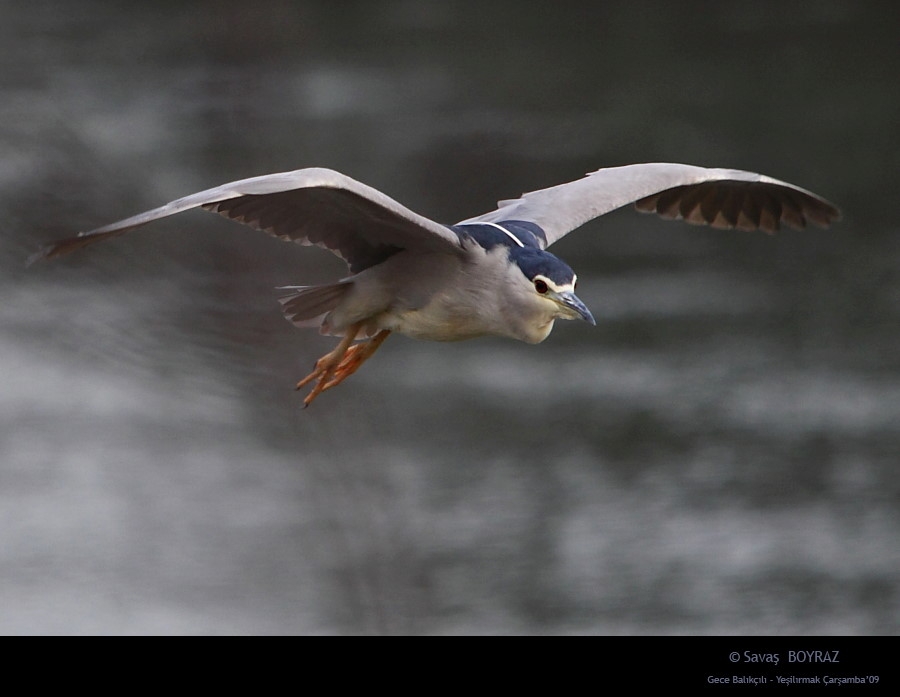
[
  {"left": 359, "top": 247, "right": 553, "bottom": 343},
  {"left": 380, "top": 307, "right": 493, "bottom": 342},
  {"left": 376, "top": 287, "right": 556, "bottom": 343}
]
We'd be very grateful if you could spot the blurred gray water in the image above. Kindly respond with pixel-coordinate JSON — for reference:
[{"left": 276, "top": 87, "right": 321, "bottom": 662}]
[{"left": 2, "top": 0, "right": 898, "bottom": 634}]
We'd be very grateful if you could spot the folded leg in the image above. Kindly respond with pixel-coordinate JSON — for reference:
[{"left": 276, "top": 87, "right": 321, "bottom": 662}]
[{"left": 296, "top": 325, "right": 391, "bottom": 407}]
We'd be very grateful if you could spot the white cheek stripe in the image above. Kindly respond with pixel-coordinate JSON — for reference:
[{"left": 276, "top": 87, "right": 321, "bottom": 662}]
[{"left": 481, "top": 222, "right": 525, "bottom": 247}]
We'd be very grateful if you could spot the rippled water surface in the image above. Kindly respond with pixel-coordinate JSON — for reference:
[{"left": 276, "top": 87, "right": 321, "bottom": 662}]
[{"left": 2, "top": 1, "right": 898, "bottom": 634}]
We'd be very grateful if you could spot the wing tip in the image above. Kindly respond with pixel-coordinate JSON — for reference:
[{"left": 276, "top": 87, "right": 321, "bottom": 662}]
[
  {"left": 26, "top": 246, "right": 51, "bottom": 267},
  {"left": 28, "top": 228, "right": 129, "bottom": 265},
  {"left": 27, "top": 233, "right": 86, "bottom": 266}
]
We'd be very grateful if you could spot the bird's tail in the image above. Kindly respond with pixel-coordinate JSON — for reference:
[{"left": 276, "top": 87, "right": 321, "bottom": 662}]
[{"left": 277, "top": 282, "right": 351, "bottom": 328}]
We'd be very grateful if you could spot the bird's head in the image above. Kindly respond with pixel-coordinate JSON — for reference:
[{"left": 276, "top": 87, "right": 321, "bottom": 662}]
[{"left": 505, "top": 246, "right": 595, "bottom": 342}]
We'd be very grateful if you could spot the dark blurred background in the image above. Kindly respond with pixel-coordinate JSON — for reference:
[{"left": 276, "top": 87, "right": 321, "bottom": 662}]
[{"left": 2, "top": 0, "right": 898, "bottom": 634}]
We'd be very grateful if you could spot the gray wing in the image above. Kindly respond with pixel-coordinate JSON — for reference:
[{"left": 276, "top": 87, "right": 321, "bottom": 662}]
[
  {"left": 33, "top": 168, "right": 463, "bottom": 272},
  {"left": 458, "top": 163, "right": 841, "bottom": 248}
]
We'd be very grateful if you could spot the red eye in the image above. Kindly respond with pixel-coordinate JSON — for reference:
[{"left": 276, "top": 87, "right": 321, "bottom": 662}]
[{"left": 534, "top": 279, "right": 548, "bottom": 294}]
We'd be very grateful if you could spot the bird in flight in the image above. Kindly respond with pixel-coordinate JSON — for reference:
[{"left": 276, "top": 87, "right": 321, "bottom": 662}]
[{"left": 35, "top": 163, "right": 840, "bottom": 406}]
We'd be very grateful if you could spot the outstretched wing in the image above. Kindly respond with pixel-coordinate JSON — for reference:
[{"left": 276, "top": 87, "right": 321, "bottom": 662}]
[
  {"left": 33, "top": 168, "right": 463, "bottom": 273},
  {"left": 458, "top": 163, "right": 841, "bottom": 248}
]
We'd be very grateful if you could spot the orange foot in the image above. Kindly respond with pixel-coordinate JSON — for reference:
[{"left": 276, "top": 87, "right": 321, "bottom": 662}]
[{"left": 296, "top": 327, "right": 391, "bottom": 407}]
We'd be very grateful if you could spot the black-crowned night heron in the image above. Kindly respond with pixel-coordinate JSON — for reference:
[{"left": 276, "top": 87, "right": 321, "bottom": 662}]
[{"left": 36, "top": 163, "right": 839, "bottom": 406}]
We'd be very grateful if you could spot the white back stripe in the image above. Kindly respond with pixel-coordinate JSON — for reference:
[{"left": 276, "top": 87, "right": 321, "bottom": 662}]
[{"left": 481, "top": 222, "right": 525, "bottom": 247}]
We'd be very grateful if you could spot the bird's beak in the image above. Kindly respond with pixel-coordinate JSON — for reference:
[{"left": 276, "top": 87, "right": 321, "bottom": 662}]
[{"left": 551, "top": 290, "right": 596, "bottom": 325}]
